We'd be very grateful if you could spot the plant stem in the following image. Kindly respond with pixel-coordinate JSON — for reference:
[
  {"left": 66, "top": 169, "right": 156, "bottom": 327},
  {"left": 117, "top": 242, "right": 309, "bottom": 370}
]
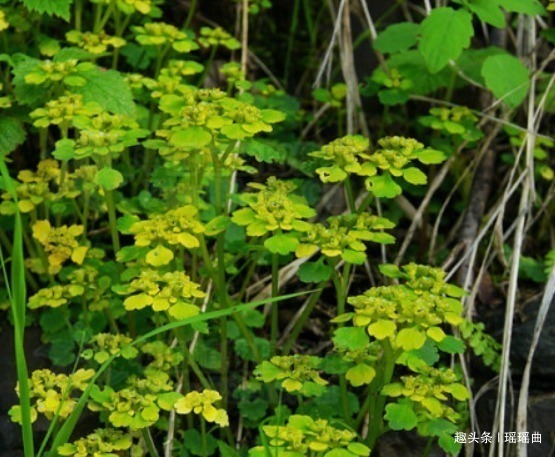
[
  {"left": 103, "top": 187, "right": 120, "bottom": 253},
  {"left": 270, "top": 253, "right": 279, "bottom": 355},
  {"left": 201, "top": 417, "right": 207, "bottom": 457},
  {"left": 344, "top": 177, "right": 357, "bottom": 213}
]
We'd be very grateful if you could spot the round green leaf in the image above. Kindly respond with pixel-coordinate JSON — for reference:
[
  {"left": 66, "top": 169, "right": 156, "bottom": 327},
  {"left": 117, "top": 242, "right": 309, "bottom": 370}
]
[{"left": 95, "top": 167, "right": 124, "bottom": 190}]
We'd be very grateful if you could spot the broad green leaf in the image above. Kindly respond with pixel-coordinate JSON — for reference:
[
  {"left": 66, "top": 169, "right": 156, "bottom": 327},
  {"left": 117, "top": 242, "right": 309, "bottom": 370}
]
[
  {"left": 403, "top": 167, "right": 427, "bottom": 185},
  {"left": 366, "top": 173, "right": 402, "bottom": 198},
  {"left": 373, "top": 22, "right": 421, "bottom": 54},
  {"left": 378, "top": 263, "right": 404, "bottom": 278},
  {"left": 264, "top": 233, "right": 299, "bottom": 255},
  {"left": 297, "top": 259, "right": 332, "bottom": 284},
  {"left": 333, "top": 327, "right": 369, "bottom": 351},
  {"left": 170, "top": 126, "right": 212, "bottom": 149},
  {"left": 0, "top": 117, "right": 26, "bottom": 157},
  {"left": 501, "top": 0, "right": 546, "bottom": 15},
  {"left": 95, "top": 167, "right": 124, "bottom": 190},
  {"left": 368, "top": 319, "right": 396, "bottom": 340},
  {"left": 146, "top": 244, "right": 174, "bottom": 267},
  {"left": 396, "top": 327, "right": 426, "bottom": 350},
  {"left": 347, "top": 442, "right": 371, "bottom": 456},
  {"left": 437, "top": 335, "right": 466, "bottom": 354},
  {"left": 345, "top": 363, "right": 376, "bottom": 387},
  {"left": 22, "top": 0, "right": 73, "bottom": 20},
  {"left": 417, "top": 148, "right": 446, "bottom": 164},
  {"left": 74, "top": 69, "right": 135, "bottom": 116},
  {"left": 438, "top": 434, "right": 463, "bottom": 454},
  {"left": 426, "top": 326, "right": 446, "bottom": 342},
  {"left": 384, "top": 401, "right": 418, "bottom": 430},
  {"left": 419, "top": 7, "right": 474, "bottom": 73},
  {"left": 482, "top": 54, "right": 530, "bottom": 108},
  {"left": 444, "top": 382, "right": 470, "bottom": 401},
  {"left": 467, "top": 0, "right": 506, "bottom": 28},
  {"left": 341, "top": 249, "right": 366, "bottom": 265},
  {"left": 241, "top": 139, "right": 284, "bottom": 164}
]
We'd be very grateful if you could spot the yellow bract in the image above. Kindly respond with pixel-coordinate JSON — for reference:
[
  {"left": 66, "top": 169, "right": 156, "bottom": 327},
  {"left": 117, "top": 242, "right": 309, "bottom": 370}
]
[{"left": 174, "top": 389, "right": 229, "bottom": 427}]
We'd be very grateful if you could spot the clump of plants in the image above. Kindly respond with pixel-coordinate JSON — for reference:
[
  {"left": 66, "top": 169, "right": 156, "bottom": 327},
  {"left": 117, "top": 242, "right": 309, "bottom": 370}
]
[{"left": 7, "top": 0, "right": 544, "bottom": 456}]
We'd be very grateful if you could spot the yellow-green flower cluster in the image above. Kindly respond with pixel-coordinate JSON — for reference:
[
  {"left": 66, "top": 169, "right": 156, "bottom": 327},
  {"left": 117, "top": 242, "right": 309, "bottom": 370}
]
[
  {"left": 9, "top": 368, "right": 94, "bottom": 424},
  {"left": 343, "top": 264, "right": 464, "bottom": 351},
  {"left": 296, "top": 213, "right": 395, "bottom": 265},
  {"left": 30, "top": 93, "right": 101, "bottom": 128},
  {"left": 90, "top": 372, "right": 173, "bottom": 430},
  {"left": 66, "top": 30, "right": 126, "bottom": 54},
  {"left": 254, "top": 355, "right": 327, "bottom": 394},
  {"left": 83, "top": 333, "right": 138, "bottom": 363},
  {"left": 198, "top": 27, "right": 240, "bottom": 50},
  {"left": 28, "top": 283, "right": 84, "bottom": 309},
  {"left": 232, "top": 177, "right": 315, "bottom": 237},
  {"left": 24, "top": 59, "right": 95, "bottom": 87},
  {"left": 421, "top": 106, "right": 479, "bottom": 137},
  {"left": 133, "top": 22, "right": 198, "bottom": 53},
  {"left": 58, "top": 428, "right": 132, "bottom": 457},
  {"left": 174, "top": 389, "right": 229, "bottom": 427},
  {"left": 66, "top": 263, "right": 112, "bottom": 311},
  {"left": 55, "top": 112, "right": 147, "bottom": 160},
  {"left": 382, "top": 366, "right": 469, "bottom": 422},
  {"left": 0, "top": 82, "right": 12, "bottom": 108},
  {"left": 258, "top": 415, "right": 370, "bottom": 456},
  {"left": 219, "top": 62, "right": 250, "bottom": 91},
  {"left": 0, "top": 159, "right": 72, "bottom": 214},
  {"left": 334, "top": 343, "right": 381, "bottom": 388},
  {"left": 161, "top": 59, "right": 204, "bottom": 79},
  {"left": 310, "top": 135, "right": 374, "bottom": 183},
  {"left": 32, "top": 220, "right": 88, "bottom": 274},
  {"left": 118, "top": 269, "right": 204, "bottom": 319},
  {"left": 141, "top": 341, "right": 184, "bottom": 373},
  {"left": 129, "top": 205, "right": 205, "bottom": 266}
]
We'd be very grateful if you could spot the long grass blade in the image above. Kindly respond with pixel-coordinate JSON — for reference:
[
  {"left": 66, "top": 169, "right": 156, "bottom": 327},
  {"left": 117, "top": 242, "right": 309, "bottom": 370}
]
[{"left": 0, "top": 159, "right": 34, "bottom": 457}]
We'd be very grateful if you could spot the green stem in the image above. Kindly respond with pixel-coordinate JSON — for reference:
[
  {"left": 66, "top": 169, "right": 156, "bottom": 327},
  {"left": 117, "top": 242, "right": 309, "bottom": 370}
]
[
  {"left": 103, "top": 187, "right": 120, "bottom": 253},
  {"left": 344, "top": 177, "right": 356, "bottom": 213},
  {"left": 284, "top": 0, "right": 301, "bottom": 86},
  {"left": 270, "top": 253, "right": 280, "bottom": 355},
  {"left": 201, "top": 417, "right": 207, "bottom": 457},
  {"left": 142, "top": 428, "right": 159, "bottom": 457},
  {"left": 184, "top": 0, "right": 198, "bottom": 29}
]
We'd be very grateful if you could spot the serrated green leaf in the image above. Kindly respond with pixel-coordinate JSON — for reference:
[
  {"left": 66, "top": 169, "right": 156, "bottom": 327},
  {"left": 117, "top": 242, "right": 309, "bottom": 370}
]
[
  {"left": 482, "top": 54, "right": 530, "bottom": 109},
  {"left": 501, "top": 0, "right": 546, "bottom": 15},
  {"left": 333, "top": 327, "right": 369, "bottom": 351},
  {"left": 264, "top": 233, "right": 299, "bottom": 255},
  {"left": 345, "top": 363, "right": 376, "bottom": 387},
  {"left": 0, "top": 117, "right": 26, "bottom": 157},
  {"left": 374, "top": 22, "right": 421, "bottom": 54},
  {"left": 74, "top": 69, "right": 135, "bottom": 116},
  {"left": 22, "top": 0, "right": 73, "bottom": 20},
  {"left": 419, "top": 7, "right": 474, "bottom": 73},
  {"left": 95, "top": 167, "right": 124, "bottom": 190},
  {"left": 467, "top": 0, "right": 506, "bottom": 28},
  {"left": 437, "top": 335, "right": 466, "bottom": 354},
  {"left": 384, "top": 401, "right": 418, "bottom": 430}
]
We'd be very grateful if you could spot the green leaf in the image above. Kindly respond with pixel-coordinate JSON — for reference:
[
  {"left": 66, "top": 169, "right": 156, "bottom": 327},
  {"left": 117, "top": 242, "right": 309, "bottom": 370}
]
[
  {"left": 438, "top": 433, "right": 463, "bottom": 454},
  {"left": 333, "top": 327, "right": 369, "bottom": 351},
  {"left": 94, "top": 167, "right": 124, "bottom": 190},
  {"left": 384, "top": 401, "right": 418, "bottom": 430},
  {"left": 419, "top": 7, "right": 474, "bottom": 73},
  {"left": 345, "top": 363, "right": 376, "bottom": 387},
  {"left": 241, "top": 139, "right": 284, "bottom": 164},
  {"left": 416, "top": 148, "right": 446, "bottom": 164},
  {"left": 218, "top": 441, "right": 241, "bottom": 457},
  {"left": 500, "top": 0, "right": 546, "bottom": 15},
  {"left": 146, "top": 244, "right": 174, "bottom": 267},
  {"left": 482, "top": 54, "right": 530, "bottom": 109},
  {"left": 170, "top": 126, "right": 212, "bottom": 149},
  {"left": 235, "top": 337, "right": 270, "bottom": 362},
  {"left": 298, "top": 259, "right": 332, "bottom": 284},
  {"left": 437, "top": 335, "right": 466, "bottom": 354},
  {"left": 0, "top": 117, "right": 26, "bottom": 157},
  {"left": 193, "top": 342, "right": 222, "bottom": 370},
  {"left": 74, "top": 69, "right": 135, "bottom": 116},
  {"left": 22, "top": 0, "right": 73, "bottom": 20},
  {"left": 396, "top": 327, "right": 426, "bottom": 350},
  {"left": 366, "top": 173, "right": 402, "bottom": 198},
  {"left": 467, "top": 0, "right": 506, "bottom": 28},
  {"left": 378, "top": 263, "right": 404, "bottom": 278},
  {"left": 264, "top": 233, "right": 299, "bottom": 255},
  {"left": 457, "top": 47, "right": 506, "bottom": 86},
  {"left": 347, "top": 442, "right": 371, "bottom": 456},
  {"left": 373, "top": 22, "right": 421, "bottom": 54},
  {"left": 368, "top": 319, "right": 396, "bottom": 340},
  {"left": 183, "top": 429, "right": 218, "bottom": 456},
  {"left": 403, "top": 167, "right": 427, "bottom": 185}
]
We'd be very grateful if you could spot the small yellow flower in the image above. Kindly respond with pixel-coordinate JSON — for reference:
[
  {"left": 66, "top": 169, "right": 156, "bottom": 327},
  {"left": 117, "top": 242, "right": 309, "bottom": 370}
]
[
  {"left": 0, "top": 10, "right": 9, "bottom": 31},
  {"left": 174, "top": 389, "right": 229, "bottom": 427},
  {"left": 66, "top": 30, "right": 126, "bottom": 54}
]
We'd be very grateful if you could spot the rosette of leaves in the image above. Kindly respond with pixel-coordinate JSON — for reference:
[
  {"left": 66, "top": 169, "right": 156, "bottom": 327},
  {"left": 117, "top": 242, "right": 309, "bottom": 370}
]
[
  {"left": 198, "top": 26, "right": 240, "bottom": 50},
  {"left": 251, "top": 415, "right": 370, "bottom": 456},
  {"left": 57, "top": 428, "right": 133, "bottom": 457},
  {"left": 232, "top": 177, "right": 316, "bottom": 255},
  {"left": 338, "top": 263, "right": 464, "bottom": 352},
  {"left": 9, "top": 368, "right": 94, "bottom": 424},
  {"left": 115, "top": 269, "right": 204, "bottom": 319},
  {"left": 364, "top": 136, "right": 446, "bottom": 198},
  {"left": 366, "top": 68, "right": 414, "bottom": 106},
  {"left": 32, "top": 220, "right": 88, "bottom": 274},
  {"left": 81, "top": 333, "right": 138, "bottom": 364},
  {"left": 133, "top": 22, "right": 198, "bottom": 53},
  {"left": 53, "top": 111, "right": 148, "bottom": 161},
  {"left": 295, "top": 213, "right": 395, "bottom": 265},
  {"left": 174, "top": 389, "right": 229, "bottom": 427},
  {"left": 382, "top": 366, "right": 469, "bottom": 454},
  {"left": 419, "top": 106, "right": 482, "bottom": 142},
  {"left": 66, "top": 30, "right": 126, "bottom": 54},
  {"left": 141, "top": 340, "right": 184, "bottom": 373},
  {"left": 127, "top": 204, "right": 205, "bottom": 266},
  {"left": 254, "top": 355, "right": 327, "bottom": 395},
  {"left": 161, "top": 59, "right": 204, "bottom": 80},
  {"left": 89, "top": 371, "right": 174, "bottom": 430}
]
